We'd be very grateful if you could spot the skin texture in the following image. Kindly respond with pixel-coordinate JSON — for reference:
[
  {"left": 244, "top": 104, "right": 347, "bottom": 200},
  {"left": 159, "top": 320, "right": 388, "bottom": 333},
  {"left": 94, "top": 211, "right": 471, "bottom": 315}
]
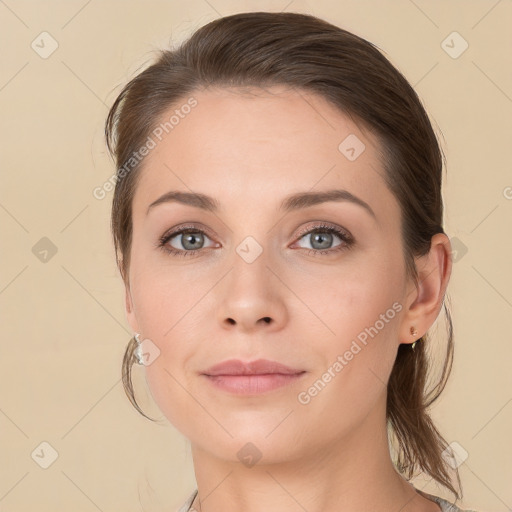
[{"left": 124, "top": 85, "right": 451, "bottom": 512}]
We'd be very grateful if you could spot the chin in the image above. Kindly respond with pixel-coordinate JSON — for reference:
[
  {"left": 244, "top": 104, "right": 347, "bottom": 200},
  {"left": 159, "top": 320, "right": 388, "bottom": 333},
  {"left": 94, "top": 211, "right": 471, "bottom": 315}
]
[{"left": 210, "top": 440, "right": 299, "bottom": 467}]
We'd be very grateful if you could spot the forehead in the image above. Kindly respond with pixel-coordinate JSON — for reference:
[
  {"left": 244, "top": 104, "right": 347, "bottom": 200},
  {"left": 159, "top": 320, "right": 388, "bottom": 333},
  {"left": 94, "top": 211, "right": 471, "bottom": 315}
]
[{"left": 132, "top": 85, "right": 396, "bottom": 221}]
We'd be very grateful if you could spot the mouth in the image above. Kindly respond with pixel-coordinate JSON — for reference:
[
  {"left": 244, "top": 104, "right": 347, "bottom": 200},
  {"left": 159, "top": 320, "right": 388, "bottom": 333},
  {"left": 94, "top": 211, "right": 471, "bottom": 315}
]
[{"left": 202, "top": 359, "right": 306, "bottom": 395}]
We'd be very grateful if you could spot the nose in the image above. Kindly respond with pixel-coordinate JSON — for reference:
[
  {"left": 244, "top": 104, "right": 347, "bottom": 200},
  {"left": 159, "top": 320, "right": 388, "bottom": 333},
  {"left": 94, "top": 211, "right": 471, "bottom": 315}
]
[{"left": 216, "top": 251, "right": 288, "bottom": 334}]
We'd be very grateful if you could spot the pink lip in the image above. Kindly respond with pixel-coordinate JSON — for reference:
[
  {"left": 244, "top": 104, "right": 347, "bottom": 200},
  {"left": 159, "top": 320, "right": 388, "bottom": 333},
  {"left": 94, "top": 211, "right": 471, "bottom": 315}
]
[
  {"left": 203, "top": 358, "right": 303, "bottom": 376},
  {"left": 202, "top": 359, "right": 306, "bottom": 395}
]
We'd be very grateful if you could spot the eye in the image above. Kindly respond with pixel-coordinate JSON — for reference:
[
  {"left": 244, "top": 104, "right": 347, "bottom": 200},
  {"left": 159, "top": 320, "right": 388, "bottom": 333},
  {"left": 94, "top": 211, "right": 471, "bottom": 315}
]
[
  {"left": 157, "top": 222, "right": 354, "bottom": 258},
  {"left": 293, "top": 222, "right": 354, "bottom": 255},
  {"left": 158, "top": 225, "right": 217, "bottom": 257}
]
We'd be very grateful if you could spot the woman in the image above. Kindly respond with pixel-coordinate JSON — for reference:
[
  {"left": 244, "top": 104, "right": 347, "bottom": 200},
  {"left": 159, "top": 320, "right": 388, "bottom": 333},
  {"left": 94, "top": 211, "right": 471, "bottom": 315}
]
[{"left": 105, "top": 11, "right": 477, "bottom": 512}]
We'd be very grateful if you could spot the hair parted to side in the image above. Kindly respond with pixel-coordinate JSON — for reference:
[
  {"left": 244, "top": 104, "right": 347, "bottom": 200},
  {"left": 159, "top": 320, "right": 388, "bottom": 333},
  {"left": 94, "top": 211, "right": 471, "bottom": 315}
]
[{"left": 105, "top": 11, "right": 460, "bottom": 498}]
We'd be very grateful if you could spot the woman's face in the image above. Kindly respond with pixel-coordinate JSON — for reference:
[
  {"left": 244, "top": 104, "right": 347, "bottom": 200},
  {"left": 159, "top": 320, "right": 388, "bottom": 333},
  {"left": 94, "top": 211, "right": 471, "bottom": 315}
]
[{"left": 125, "top": 85, "right": 418, "bottom": 463}]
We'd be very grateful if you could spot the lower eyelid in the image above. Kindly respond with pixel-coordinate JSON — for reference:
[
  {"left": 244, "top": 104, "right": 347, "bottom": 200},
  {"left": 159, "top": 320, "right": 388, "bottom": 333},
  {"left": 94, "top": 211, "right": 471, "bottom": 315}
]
[{"left": 159, "top": 225, "right": 352, "bottom": 254}]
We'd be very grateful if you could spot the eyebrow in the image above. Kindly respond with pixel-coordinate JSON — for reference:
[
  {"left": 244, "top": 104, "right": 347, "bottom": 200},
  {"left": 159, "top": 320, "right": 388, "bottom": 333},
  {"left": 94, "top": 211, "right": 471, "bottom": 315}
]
[{"left": 146, "top": 189, "right": 376, "bottom": 220}]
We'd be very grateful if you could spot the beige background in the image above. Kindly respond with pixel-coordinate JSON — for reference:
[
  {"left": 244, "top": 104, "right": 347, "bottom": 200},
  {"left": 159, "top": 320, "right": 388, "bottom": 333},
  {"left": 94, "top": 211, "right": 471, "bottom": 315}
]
[{"left": 1, "top": 0, "right": 511, "bottom": 511}]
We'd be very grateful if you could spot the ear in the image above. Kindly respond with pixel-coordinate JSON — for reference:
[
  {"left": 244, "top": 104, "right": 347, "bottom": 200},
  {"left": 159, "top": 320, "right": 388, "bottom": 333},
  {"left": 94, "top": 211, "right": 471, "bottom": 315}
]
[
  {"left": 399, "top": 233, "right": 452, "bottom": 345},
  {"left": 125, "top": 282, "right": 140, "bottom": 334}
]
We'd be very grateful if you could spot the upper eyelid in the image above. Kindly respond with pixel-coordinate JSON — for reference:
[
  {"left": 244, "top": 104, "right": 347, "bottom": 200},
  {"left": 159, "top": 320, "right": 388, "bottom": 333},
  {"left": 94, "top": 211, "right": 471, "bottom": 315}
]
[
  {"left": 161, "top": 225, "right": 351, "bottom": 259},
  {"left": 295, "top": 222, "right": 351, "bottom": 238},
  {"left": 163, "top": 222, "right": 350, "bottom": 244}
]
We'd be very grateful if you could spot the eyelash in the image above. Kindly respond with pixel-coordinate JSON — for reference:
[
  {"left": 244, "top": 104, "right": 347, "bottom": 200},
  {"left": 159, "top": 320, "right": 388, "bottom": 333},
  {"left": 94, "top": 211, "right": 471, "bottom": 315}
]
[{"left": 157, "top": 222, "right": 354, "bottom": 258}]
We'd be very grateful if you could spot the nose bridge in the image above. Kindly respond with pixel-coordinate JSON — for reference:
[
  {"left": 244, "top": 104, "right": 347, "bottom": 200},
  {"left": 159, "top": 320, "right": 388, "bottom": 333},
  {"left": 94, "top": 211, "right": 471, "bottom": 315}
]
[{"left": 216, "top": 236, "right": 287, "bottom": 332}]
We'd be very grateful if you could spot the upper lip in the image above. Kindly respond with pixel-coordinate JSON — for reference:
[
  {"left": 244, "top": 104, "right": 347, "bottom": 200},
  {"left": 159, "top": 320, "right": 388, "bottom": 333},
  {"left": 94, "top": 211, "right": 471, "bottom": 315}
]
[{"left": 203, "top": 359, "right": 305, "bottom": 376}]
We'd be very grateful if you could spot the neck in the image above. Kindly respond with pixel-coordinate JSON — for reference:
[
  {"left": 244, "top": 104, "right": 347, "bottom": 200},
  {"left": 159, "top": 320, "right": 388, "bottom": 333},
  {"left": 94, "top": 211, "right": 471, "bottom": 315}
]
[{"left": 188, "top": 398, "right": 436, "bottom": 512}]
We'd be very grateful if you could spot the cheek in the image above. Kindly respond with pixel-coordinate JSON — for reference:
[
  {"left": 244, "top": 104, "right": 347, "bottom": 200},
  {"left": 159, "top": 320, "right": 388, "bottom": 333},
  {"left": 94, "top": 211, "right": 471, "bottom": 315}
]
[
  {"left": 128, "top": 261, "right": 208, "bottom": 420},
  {"left": 292, "top": 293, "right": 401, "bottom": 444},
  {"left": 129, "top": 258, "right": 198, "bottom": 338},
  {"left": 292, "top": 257, "right": 402, "bottom": 344},
  {"left": 131, "top": 275, "right": 199, "bottom": 370},
  {"left": 294, "top": 260, "right": 403, "bottom": 397}
]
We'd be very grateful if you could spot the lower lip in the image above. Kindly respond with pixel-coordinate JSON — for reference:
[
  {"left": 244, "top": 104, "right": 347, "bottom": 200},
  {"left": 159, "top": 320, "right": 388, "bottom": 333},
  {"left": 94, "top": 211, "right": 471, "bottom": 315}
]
[{"left": 204, "top": 373, "right": 306, "bottom": 394}]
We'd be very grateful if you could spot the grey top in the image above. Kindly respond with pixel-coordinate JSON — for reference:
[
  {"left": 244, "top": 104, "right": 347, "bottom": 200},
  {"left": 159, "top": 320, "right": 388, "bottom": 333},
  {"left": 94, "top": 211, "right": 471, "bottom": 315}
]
[{"left": 177, "top": 488, "right": 478, "bottom": 512}]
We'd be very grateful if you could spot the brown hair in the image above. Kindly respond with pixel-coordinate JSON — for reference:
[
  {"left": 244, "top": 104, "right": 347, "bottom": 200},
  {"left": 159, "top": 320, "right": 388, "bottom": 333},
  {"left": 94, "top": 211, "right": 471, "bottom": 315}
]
[{"left": 105, "top": 11, "right": 460, "bottom": 498}]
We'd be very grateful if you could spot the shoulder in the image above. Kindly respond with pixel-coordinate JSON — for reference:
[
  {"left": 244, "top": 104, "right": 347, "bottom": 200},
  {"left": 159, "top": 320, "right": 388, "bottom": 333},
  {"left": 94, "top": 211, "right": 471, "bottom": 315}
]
[
  {"left": 176, "top": 489, "right": 198, "bottom": 512},
  {"left": 418, "top": 490, "right": 479, "bottom": 512}
]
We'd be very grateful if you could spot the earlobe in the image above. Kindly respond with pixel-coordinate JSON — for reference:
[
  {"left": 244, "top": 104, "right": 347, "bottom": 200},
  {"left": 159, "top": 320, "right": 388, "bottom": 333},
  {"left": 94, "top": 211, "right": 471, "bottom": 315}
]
[{"left": 399, "top": 233, "right": 452, "bottom": 345}]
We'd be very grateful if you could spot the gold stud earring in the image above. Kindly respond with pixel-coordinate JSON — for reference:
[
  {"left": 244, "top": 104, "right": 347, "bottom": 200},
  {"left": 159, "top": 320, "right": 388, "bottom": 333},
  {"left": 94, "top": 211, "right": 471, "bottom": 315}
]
[{"left": 410, "top": 326, "right": 418, "bottom": 350}]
